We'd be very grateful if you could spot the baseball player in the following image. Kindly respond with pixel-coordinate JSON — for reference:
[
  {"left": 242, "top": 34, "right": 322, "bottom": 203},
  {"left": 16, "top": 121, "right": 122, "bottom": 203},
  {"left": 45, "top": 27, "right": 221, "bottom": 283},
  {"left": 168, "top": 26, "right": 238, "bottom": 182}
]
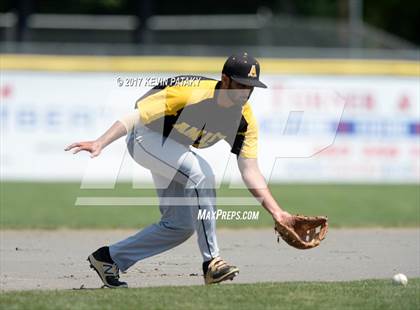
[{"left": 65, "top": 53, "right": 296, "bottom": 288}]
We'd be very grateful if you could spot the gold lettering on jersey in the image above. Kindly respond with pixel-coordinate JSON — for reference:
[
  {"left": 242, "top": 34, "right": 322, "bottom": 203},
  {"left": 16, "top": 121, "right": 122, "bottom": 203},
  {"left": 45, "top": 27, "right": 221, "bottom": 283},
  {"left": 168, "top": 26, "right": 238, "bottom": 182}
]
[
  {"left": 173, "top": 122, "right": 227, "bottom": 147},
  {"left": 200, "top": 132, "right": 215, "bottom": 145},
  {"left": 184, "top": 127, "right": 202, "bottom": 140},
  {"left": 204, "top": 132, "right": 227, "bottom": 145},
  {"left": 173, "top": 122, "right": 189, "bottom": 133},
  {"left": 248, "top": 65, "right": 257, "bottom": 78}
]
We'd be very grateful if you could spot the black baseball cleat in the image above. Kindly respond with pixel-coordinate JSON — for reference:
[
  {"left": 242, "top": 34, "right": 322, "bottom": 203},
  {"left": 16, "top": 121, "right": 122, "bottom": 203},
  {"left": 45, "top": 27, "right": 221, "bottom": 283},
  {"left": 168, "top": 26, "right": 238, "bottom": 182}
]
[
  {"left": 204, "top": 257, "right": 239, "bottom": 284},
  {"left": 87, "top": 246, "right": 128, "bottom": 288}
]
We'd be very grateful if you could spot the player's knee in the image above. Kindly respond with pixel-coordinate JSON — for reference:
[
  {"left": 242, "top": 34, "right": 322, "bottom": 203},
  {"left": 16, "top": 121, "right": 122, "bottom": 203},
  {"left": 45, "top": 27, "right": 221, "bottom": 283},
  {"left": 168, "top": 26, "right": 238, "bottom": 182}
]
[
  {"left": 162, "top": 221, "right": 195, "bottom": 236},
  {"left": 175, "top": 226, "right": 195, "bottom": 239},
  {"left": 182, "top": 227, "right": 195, "bottom": 237},
  {"left": 179, "top": 221, "right": 196, "bottom": 237},
  {"left": 194, "top": 172, "right": 216, "bottom": 189}
]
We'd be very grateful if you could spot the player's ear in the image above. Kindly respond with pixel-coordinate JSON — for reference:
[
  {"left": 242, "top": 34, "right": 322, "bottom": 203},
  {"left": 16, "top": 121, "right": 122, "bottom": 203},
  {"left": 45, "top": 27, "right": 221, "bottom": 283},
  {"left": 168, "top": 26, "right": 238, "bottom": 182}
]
[{"left": 221, "top": 74, "right": 230, "bottom": 89}]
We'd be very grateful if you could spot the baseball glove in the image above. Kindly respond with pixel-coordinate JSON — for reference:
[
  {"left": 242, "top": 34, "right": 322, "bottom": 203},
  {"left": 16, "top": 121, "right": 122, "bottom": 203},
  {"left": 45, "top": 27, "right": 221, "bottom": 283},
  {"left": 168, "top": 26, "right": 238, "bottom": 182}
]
[{"left": 274, "top": 215, "right": 328, "bottom": 250}]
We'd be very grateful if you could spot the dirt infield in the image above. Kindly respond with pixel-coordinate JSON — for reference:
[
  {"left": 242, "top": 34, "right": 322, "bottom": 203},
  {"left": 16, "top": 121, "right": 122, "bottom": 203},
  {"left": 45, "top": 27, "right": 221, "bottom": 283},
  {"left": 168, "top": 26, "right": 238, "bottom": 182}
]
[{"left": 1, "top": 229, "right": 419, "bottom": 291}]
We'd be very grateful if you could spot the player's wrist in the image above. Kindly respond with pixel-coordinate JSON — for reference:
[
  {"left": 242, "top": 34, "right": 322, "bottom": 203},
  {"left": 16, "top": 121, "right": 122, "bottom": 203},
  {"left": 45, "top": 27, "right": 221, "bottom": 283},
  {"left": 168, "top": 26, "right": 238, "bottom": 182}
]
[
  {"left": 92, "top": 139, "right": 104, "bottom": 150},
  {"left": 272, "top": 210, "right": 291, "bottom": 223},
  {"left": 271, "top": 210, "right": 283, "bottom": 221}
]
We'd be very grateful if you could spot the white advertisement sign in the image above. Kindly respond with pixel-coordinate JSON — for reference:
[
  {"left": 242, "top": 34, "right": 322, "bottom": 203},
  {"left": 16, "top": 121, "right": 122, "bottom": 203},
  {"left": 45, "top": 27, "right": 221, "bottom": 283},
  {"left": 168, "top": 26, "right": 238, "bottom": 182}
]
[{"left": 1, "top": 71, "right": 419, "bottom": 183}]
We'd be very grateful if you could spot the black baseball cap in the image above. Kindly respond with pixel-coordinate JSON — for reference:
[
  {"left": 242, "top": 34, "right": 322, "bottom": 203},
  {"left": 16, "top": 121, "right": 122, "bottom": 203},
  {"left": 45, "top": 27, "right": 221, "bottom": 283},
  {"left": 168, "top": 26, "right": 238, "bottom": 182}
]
[{"left": 222, "top": 52, "right": 267, "bottom": 88}]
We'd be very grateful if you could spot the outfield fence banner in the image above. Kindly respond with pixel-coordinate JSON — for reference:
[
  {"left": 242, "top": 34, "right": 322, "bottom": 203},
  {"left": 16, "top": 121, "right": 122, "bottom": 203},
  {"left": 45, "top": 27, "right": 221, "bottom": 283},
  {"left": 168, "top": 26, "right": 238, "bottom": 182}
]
[{"left": 1, "top": 59, "right": 419, "bottom": 184}]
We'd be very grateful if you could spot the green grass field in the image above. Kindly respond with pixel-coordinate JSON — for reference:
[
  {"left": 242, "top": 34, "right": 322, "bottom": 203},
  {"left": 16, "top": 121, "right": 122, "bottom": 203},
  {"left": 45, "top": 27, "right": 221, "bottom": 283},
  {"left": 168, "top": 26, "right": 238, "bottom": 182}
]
[
  {"left": 1, "top": 280, "right": 419, "bottom": 310},
  {"left": 0, "top": 182, "right": 418, "bottom": 229}
]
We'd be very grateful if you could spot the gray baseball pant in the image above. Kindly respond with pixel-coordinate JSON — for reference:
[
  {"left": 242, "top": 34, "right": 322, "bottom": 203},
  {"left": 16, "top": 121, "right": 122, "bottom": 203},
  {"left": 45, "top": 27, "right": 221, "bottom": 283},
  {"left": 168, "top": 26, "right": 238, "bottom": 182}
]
[{"left": 109, "top": 123, "right": 220, "bottom": 272}]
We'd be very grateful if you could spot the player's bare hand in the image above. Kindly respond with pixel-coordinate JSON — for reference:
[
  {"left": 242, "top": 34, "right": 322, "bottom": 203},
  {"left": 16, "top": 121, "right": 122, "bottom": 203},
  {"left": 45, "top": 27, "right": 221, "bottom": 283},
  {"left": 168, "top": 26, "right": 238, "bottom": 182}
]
[{"left": 64, "top": 140, "right": 103, "bottom": 158}]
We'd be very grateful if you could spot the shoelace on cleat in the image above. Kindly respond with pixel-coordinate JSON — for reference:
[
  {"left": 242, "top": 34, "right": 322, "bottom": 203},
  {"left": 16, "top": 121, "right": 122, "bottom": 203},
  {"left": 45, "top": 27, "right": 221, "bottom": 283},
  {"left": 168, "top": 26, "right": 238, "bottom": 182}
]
[{"left": 209, "top": 257, "right": 231, "bottom": 272}]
